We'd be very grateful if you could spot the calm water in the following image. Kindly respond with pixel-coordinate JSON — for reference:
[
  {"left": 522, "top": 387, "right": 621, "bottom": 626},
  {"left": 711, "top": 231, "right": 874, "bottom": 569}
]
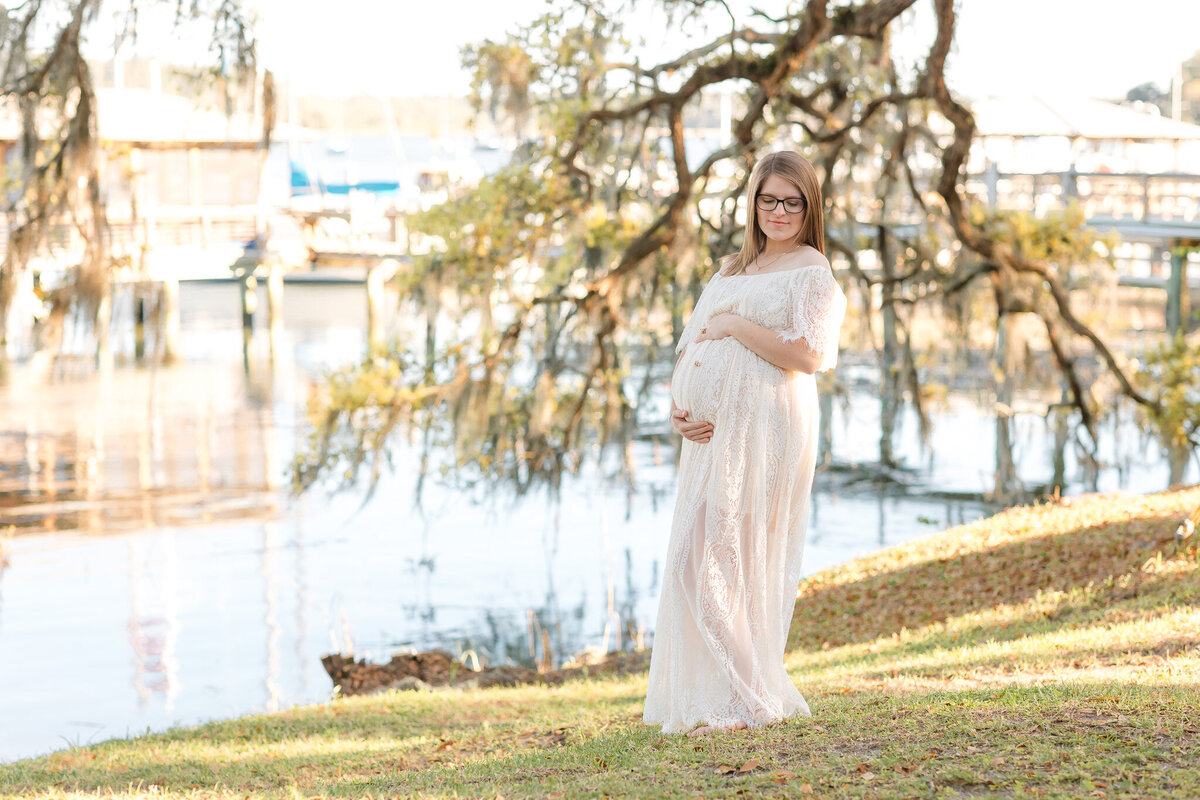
[{"left": 0, "top": 283, "right": 1187, "bottom": 762}]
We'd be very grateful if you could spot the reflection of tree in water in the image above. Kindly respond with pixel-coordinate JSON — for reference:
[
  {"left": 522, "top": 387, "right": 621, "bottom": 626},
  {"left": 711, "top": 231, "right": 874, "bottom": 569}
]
[
  {"left": 0, "top": 534, "right": 9, "bottom": 632},
  {"left": 395, "top": 584, "right": 591, "bottom": 671},
  {"left": 126, "top": 537, "right": 180, "bottom": 709},
  {"left": 288, "top": 0, "right": 1200, "bottom": 527},
  {"left": 615, "top": 548, "right": 647, "bottom": 651},
  {"left": 389, "top": 494, "right": 654, "bottom": 669},
  {"left": 456, "top": 547, "right": 650, "bottom": 670}
]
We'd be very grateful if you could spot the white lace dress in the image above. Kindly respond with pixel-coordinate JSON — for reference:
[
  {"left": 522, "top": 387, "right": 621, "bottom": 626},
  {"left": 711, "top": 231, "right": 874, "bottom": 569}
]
[{"left": 643, "top": 261, "right": 847, "bottom": 733}]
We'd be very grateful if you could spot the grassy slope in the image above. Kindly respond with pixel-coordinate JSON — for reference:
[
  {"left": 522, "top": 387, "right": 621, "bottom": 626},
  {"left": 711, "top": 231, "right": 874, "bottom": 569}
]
[{"left": 3, "top": 488, "right": 1198, "bottom": 799}]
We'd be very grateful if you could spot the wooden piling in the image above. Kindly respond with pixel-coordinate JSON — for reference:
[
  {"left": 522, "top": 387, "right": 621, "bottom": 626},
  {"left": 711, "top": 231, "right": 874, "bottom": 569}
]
[
  {"left": 95, "top": 290, "right": 112, "bottom": 368},
  {"left": 240, "top": 273, "right": 258, "bottom": 331},
  {"left": 266, "top": 262, "right": 284, "bottom": 359},
  {"left": 134, "top": 293, "right": 146, "bottom": 361},
  {"left": 1166, "top": 244, "right": 1189, "bottom": 336},
  {"left": 162, "top": 276, "right": 181, "bottom": 363},
  {"left": 366, "top": 259, "right": 396, "bottom": 352},
  {"left": 240, "top": 271, "right": 258, "bottom": 373}
]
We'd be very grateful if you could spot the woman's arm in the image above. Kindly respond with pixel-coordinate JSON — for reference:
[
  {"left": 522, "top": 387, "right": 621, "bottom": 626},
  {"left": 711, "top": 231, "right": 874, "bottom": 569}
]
[{"left": 694, "top": 313, "right": 821, "bottom": 374}]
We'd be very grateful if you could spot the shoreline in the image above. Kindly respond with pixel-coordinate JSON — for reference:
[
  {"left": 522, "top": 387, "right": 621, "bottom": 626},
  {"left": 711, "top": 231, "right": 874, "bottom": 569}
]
[{"left": 3, "top": 484, "right": 1197, "bottom": 798}]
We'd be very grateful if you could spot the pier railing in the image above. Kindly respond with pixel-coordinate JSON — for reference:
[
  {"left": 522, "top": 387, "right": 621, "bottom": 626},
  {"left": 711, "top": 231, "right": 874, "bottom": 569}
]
[
  {"left": 967, "top": 169, "right": 1200, "bottom": 230},
  {"left": 0, "top": 206, "right": 262, "bottom": 272}
]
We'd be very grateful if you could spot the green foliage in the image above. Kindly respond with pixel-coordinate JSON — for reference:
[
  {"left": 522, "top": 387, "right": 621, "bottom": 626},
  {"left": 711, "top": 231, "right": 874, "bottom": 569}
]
[
  {"left": 968, "top": 201, "right": 1116, "bottom": 279},
  {"left": 298, "top": 1, "right": 1150, "bottom": 501},
  {"left": 297, "top": 3, "right": 737, "bottom": 498},
  {"left": 406, "top": 161, "right": 582, "bottom": 300},
  {"left": 463, "top": 40, "right": 539, "bottom": 132},
  {"left": 290, "top": 325, "right": 636, "bottom": 498},
  {"left": 462, "top": 3, "right": 618, "bottom": 140},
  {"left": 1135, "top": 333, "right": 1200, "bottom": 458},
  {"left": 0, "top": 0, "right": 259, "bottom": 337},
  {"left": 290, "top": 348, "right": 425, "bottom": 495}
]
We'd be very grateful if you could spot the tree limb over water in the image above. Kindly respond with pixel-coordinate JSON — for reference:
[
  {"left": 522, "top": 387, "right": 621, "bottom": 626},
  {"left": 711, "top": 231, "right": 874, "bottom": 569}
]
[{"left": 294, "top": 0, "right": 1169, "bottom": 503}]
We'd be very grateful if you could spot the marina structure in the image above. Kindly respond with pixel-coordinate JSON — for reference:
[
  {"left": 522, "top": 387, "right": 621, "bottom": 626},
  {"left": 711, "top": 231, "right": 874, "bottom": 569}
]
[
  {"left": 4, "top": 57, "right": 1200, "bottom": 359},
  {"left": 966, "top": 94, "right": 1200, "bottom": 333},
  {"left": 0, "top": 60, "right": 503, "bottom": 360}
]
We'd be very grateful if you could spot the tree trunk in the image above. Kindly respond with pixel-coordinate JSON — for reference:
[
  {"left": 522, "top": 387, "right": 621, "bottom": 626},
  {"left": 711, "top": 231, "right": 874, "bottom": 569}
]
[
  {"left": 993, "top": 311, "right": 1020, "bottom": 500},
  {"left": 1168, "top": 443, "right": 1190, "bottom": 486},
  {"left": 878, "top": 225, "right": 901, "bottom": 467},
  {"left": 818, "top": 386, "right": 833, "bottom": 467},
  {"left": 1050, "top": 386, "right": 1069, "bottom": 495}
]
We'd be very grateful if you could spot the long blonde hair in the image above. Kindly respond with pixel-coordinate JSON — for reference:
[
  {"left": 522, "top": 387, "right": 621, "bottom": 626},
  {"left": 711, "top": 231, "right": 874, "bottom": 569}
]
[{"left": 722, "top": 151, "right": 825, "bottom": 276}]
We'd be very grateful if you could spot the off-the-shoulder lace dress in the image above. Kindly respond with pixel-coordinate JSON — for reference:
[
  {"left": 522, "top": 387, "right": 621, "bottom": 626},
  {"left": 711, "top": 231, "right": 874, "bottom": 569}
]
[{"left": 643, "top": 257, "right": 847, "bottom": 733}]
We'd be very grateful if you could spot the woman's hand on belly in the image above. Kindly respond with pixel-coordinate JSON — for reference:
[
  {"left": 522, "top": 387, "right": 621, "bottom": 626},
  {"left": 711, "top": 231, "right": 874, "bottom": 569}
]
[
  {"left": 697, "top": 311, "right": 820, "bottom": 373},
  {"left": 693, "top": 312, "right": 740, "bottom": 343},
  {"left": 671, "top": 403, "right": 713, "bottom": 444}
]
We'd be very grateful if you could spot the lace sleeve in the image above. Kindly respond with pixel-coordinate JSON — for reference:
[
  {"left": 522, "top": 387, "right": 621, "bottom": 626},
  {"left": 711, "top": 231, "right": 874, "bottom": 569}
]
[
  {"left": 674, "top": 272, "right": 722, "bottom": 355},
  {"left": 778, "top": 267, "right": 847, "bottom": 372}
]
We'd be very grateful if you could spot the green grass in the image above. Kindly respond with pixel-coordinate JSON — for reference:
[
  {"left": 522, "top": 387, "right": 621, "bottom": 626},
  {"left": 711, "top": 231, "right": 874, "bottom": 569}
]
[{"left": 4, "top": 487, "right": 1199, "bottom": 799}]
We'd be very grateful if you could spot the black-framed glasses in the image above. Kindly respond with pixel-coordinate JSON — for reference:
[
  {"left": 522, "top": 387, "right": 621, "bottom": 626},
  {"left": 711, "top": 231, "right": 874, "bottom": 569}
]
[{"left": 755, "top": 194, "right": 805, "bottom": 214}]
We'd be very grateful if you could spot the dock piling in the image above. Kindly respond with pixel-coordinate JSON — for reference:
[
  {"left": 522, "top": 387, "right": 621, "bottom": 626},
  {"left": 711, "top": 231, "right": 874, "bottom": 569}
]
[
  {"left": 239, "top": 271, "right": 258, "bottom": 374},
  {"left": 366, "top": 258, "right": 397, "bottom": 352},
  {"left": 1167, "top": 244, "right": 1189, "bottom": 337},
  {"left": 134, "top": 294, "right": 146, "bottom": 361},
  {"left": 267, "top": 262, "right": 284, "bottom": 359},
  {"left": 162, "top": 276, "right": 180, "bottom": 363}
]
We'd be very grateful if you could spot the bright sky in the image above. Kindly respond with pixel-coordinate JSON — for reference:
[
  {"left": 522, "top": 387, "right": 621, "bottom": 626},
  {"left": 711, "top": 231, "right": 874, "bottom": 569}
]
[
  {"left": 112, "top": 0, "right": 1200, "bottom": 102},
  {"left": 913, "top": 0, "right": 1200, "bottom": 100}
]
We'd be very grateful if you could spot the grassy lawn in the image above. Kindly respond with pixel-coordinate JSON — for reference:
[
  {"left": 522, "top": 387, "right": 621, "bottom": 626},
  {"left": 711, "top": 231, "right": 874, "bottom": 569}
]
[{"left": 3, "top": 487, "right": 1198, "bottom": 799}]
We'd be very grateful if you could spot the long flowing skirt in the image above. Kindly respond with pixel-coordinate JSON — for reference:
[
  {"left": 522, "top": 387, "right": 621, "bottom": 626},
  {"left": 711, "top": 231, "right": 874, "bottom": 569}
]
[{"left": 643, "top": 361, "right": 819, "bottom": 733}]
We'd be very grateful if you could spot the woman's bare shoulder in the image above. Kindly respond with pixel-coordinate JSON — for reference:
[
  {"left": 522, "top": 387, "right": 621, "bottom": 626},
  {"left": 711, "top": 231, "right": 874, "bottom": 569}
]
[{"left": 796, "top": 246, "right": 830, "bottom": 269}]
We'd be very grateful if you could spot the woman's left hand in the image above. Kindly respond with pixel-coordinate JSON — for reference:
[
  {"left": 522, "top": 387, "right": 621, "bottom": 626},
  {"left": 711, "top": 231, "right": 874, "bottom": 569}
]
[{"left": 695, "top": 313, "right": 741, "bottom": 343}]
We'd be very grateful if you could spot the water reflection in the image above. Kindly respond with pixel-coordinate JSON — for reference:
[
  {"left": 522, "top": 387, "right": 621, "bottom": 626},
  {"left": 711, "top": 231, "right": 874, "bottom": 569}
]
[
  {"left": 126, "top": 534, "right": 181, "bottom": 709},
  {"left": 0, "top": 282, "right": 1192, "bottom": 764},
  {"left": 0, "top": 365, "right": 280, "bottom": 536},
  {"left": 261, "top": 523, "right": 282, "bottom": 712},
  {"left": 381, "top": 488, "right": 655, "bottom": 672}
]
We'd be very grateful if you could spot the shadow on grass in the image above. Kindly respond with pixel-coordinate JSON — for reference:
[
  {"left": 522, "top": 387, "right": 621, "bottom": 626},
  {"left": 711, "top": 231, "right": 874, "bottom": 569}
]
[
  {"left": 789, "top": 569, "right": 1200, "bottom": 677},
  {"left": 789, "top": 500, "right": 1186, "bottom": 651},
  {"left": 4, "top": 681, "right": 1198, "bottom": 799},
  {"left": 372, "top": 681, "right": 1200, "bottom": 800},
  {"left": 0, "top": 685, "right": 647, "bottom": 796}
]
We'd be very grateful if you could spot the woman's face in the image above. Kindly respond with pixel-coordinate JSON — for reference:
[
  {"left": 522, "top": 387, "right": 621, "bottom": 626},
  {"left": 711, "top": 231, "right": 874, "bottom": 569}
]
[{"left": 755, "top": 174, "right": 805, "bottom": 247}]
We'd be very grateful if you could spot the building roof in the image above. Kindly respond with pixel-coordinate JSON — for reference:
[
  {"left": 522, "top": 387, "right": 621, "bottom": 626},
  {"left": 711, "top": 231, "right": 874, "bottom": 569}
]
[{"left": 972, "top": 94, "right": 1200, "bottom": 141}]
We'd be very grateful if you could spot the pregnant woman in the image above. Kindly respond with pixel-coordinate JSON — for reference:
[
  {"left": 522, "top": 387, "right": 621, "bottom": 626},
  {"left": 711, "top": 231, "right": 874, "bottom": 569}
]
[{"left": 643, "top": 150, "right": 847, "bottom": 736}]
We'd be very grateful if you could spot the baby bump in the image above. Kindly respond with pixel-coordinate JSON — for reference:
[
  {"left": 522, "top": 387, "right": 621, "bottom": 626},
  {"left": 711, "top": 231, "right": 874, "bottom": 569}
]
[{"left": 671, "top": 339, "right": 734, "bottom": 424}]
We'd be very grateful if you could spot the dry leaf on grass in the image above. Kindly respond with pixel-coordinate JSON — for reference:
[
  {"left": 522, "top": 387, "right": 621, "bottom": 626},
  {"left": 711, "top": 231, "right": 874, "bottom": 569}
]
[{"left": 738, "top": 759, "right": 760, "bottom": 773}]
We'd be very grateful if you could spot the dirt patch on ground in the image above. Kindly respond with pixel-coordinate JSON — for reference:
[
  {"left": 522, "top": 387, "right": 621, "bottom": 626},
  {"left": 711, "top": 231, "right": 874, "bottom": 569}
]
[{"left": 321, "top": 648, "right": 650, "bottom": 695}]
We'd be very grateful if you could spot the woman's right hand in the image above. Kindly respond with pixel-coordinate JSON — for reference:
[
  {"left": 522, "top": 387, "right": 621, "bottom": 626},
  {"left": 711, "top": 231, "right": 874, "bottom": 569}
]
[{"left": 671, "top": 405, "right": 713, "bottom": 444}]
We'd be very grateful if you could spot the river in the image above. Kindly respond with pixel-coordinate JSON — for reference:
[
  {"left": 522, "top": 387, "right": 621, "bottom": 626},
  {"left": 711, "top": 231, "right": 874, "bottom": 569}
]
[{"left": 0, "top": 281, "right": 1186, "bottom": 762}]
